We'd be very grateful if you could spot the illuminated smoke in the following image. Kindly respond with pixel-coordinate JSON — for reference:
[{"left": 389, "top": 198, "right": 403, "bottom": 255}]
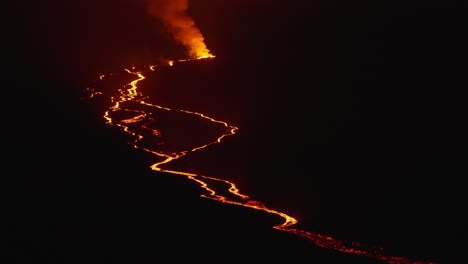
[{"left": 146, "top": 0, "right": 214, "bottom": 59}]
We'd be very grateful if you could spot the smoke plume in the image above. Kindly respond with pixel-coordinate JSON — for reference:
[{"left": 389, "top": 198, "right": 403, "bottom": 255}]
[{"left": 146, "top": 0, "right": 214, "bottom": 59}]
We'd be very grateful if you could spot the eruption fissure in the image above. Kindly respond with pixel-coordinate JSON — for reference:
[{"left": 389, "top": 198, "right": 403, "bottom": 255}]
[
  {"left": 80, "top": 2, "right": 436, "bottom": 262},
  {"left": 81, "top": 58, "right": 435, "bottom": 264}
]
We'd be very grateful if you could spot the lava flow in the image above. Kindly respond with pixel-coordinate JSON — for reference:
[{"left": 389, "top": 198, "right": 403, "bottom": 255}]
[{"left": 81, "top": 57, "right": 436, "bottom": 264}]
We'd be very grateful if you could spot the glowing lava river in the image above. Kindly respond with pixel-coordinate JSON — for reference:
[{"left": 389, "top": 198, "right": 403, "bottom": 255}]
[{"left": 81, "top": 57, "right": 435, "bottom": 264}]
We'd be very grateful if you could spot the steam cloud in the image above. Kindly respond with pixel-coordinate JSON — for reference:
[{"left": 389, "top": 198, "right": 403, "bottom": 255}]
[{"left": 146, "top": 0, "right": 213, "bottom": 59}]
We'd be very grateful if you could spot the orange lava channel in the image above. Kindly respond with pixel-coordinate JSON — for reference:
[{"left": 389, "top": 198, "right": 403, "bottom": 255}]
[{"left": 81, "top": 58, "right": 436, "bottom": 264}]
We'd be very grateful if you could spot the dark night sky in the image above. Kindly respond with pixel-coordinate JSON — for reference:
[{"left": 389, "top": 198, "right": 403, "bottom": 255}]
[{"left": 3, "top": 1, "right": 465, "bottom": 263}]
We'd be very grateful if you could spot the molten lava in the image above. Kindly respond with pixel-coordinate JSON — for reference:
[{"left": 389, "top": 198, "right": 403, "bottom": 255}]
[
  {"left": 81, "top": 57, "right": 436, "bottom": 264},
  {"left": 80, "top": 2, "right": 439, "bottom": 262}
]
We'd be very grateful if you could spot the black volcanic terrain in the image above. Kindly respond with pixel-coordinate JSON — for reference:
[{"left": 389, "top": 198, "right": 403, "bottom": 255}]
[{"left": 4, "top": 1, "right": 465, "bottom": 263}]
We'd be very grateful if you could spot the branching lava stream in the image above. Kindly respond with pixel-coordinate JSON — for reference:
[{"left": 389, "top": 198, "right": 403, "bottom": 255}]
[{"left": 81, "top": 57, "right": 435, "bottom": 264}]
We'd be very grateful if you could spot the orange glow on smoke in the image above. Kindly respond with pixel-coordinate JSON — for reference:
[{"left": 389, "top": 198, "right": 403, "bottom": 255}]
[
  {"left": 81, "top": 57, "right": 436, "bottom": 264},
  {"left": 80, "top": 8, "right": 434, "bottom": 261},
  {"left": 146, "top": 0, "right": 215, "bottom": 59},
  {"left": 78, "top": 1, "right": 439, "bottom": 260}
]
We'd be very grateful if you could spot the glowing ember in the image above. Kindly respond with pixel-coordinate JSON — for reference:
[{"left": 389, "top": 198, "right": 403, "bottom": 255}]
[{"left": 81, "top": 57, "right": 436, "bottom": 264}]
